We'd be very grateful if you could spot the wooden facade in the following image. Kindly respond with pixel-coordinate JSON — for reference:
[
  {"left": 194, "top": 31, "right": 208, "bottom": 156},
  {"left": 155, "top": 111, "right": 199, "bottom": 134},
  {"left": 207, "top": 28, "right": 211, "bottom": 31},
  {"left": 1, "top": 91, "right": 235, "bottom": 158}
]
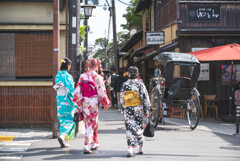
[
  {"left": 0, "top": 86, "right": 52, "bottom": 125},
  {"left": 120, "top": 0, "right": 240, "bottom": 117},
  {"left": 0, "top": 0, "right": 68, "bottom": 126}
]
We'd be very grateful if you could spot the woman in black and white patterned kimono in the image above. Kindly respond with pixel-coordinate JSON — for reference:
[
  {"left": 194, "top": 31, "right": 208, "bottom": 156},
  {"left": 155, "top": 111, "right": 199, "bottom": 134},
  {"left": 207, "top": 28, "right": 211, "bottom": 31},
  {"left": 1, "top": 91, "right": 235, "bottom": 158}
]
[{"left": 120, "top": 66, "right": 152, "bottom": 157}]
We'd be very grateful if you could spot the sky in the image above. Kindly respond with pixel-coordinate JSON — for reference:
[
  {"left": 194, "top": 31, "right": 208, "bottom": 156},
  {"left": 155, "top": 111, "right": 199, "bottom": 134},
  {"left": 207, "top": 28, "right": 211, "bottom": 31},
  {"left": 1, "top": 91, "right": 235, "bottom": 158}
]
[{"left": 81, "top": 0, "right": 131, "bottom": 47}]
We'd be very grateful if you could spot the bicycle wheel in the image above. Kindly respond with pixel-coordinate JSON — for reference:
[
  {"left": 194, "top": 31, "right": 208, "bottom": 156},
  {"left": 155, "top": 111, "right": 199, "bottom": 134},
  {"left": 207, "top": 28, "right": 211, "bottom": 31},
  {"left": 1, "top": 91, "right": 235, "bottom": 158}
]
[
  {"left": 150, "top": 89, "right": 161, "bottom": 128},
  {"left": 186, "top": 92, "right": 200, "bottom": 130}
]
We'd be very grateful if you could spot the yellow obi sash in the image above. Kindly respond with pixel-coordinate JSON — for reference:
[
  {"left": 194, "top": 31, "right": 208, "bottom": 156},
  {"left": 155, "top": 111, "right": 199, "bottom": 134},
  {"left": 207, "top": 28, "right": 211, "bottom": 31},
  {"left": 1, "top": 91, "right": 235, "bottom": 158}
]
[{"left": 124, "top": 91, "right": 142, "bottom": 107}]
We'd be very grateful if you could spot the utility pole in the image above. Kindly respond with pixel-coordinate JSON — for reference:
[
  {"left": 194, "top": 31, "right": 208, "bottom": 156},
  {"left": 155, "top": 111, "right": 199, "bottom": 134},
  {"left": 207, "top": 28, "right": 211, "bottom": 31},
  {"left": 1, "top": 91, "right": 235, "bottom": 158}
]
[
  {"left": 83, "top": 0, "right": 88, "bottom": 72},
  {"left": 111, "top": 0, "right": 118, "bottom": 71},
  {"left": 52, "top": 0, "right": 60, "bottom": 138},
  {"left": 68, "top": 0, "right": 80, "bottom": 82}
]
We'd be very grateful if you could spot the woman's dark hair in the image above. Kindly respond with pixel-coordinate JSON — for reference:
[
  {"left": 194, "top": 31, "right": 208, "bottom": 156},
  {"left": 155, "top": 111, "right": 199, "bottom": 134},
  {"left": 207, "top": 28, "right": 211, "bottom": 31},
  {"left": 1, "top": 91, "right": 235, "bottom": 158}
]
[
  {"left": 128, "top": 66, "right": 139, "bottom": 79},
  {"left": 60, "top": 57, "right": 72, "bottom": 71}
]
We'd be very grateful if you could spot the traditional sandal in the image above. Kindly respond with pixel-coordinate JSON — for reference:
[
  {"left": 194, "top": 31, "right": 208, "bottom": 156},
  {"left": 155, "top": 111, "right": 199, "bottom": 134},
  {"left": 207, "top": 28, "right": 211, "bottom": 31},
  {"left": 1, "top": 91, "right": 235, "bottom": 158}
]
[
  {"left": 83, "top": 148, "right": 92, "bottom": 154},
  {"left": 91, "top": 143, "right": 100, "bottom": 150},
  {"left": 139, "top": 146, "right": 143, "bottom": 154},
  {"left": 58, "top": 137, "right": 65, "bottom": 148},
  {"left": 127, "top": 147, "right": 133, "bottom": 157},
  {"left": 127, "top": 152, "right": 133, "bottom": 157}
]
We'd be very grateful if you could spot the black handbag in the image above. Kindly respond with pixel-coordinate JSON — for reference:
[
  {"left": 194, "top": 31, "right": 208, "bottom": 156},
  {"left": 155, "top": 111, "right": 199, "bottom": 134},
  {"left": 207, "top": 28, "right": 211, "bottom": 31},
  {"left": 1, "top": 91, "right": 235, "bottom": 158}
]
[
  {"left": 143, "top": 119, "right": 154, "bottom": 137},
  {"left": 73, "top": 112, "right": 81, "bottom": 122}
]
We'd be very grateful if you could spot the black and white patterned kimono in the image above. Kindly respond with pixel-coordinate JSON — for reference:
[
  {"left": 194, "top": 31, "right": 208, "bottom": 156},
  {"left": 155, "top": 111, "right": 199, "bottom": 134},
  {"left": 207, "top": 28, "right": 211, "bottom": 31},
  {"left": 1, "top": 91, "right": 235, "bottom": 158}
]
[{"left": 120, "top": 79, "right": 152, "bottom": 147}]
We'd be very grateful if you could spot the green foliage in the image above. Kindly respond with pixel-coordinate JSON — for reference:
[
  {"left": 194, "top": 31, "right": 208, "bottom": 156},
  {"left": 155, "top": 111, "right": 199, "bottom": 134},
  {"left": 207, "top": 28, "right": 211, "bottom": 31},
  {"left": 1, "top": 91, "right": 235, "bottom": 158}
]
[
  {"left": 79, "top": 25, "right": 86, "bottom": 42},
  {"left": 117, "top": 31, "right": 130, "bottom": 49},
  {"left": 79, "top": 25, "right": 86, "bottom": 55},
  {"left": 121, "top": 0, "right": 142, "bottom": 30},
  {"left": 93, "top": 31, "right": 130, "bottom": 69}
]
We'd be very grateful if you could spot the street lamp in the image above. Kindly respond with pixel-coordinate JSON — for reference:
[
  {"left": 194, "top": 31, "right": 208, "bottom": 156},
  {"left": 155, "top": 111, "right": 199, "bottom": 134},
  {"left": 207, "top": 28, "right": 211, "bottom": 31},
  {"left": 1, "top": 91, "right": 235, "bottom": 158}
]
[
  {"left": 81, "top": 4, "right": 96, "bottom": 19},
  {"left": 81, "top": 4, "right": 96, "bottom": 72}
]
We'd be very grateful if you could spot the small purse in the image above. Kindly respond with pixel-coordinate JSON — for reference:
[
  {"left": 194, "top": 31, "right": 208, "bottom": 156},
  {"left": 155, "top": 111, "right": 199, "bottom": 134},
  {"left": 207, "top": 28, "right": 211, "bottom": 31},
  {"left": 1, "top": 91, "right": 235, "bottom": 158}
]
[
  {"left": 143, "top": 118, "right": 154, "bottom": 137},
  {"left": 73, "top": 112, "right": 84, "bottom": 122}
]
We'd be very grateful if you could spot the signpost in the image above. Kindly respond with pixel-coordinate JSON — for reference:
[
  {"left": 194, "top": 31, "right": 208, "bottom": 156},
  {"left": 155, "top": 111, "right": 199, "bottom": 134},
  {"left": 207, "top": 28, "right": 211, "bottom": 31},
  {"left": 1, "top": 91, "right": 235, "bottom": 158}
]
[{"left": 145, "top": 31, "right": 164, "bottom": 45}]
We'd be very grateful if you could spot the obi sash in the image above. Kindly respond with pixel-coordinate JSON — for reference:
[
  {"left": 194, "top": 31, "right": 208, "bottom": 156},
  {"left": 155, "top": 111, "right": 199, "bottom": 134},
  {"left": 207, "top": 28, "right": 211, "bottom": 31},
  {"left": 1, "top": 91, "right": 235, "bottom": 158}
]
[
  {"left": 124, "top": 91, "right": 142, "bottom": 107},
  {"left": 80, "top": 80, "right": 97, "bottom": 98}
]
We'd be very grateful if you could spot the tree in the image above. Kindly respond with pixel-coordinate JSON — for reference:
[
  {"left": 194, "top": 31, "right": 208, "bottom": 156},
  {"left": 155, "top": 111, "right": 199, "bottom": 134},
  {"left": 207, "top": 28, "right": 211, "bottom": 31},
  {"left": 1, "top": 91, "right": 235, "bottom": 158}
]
[
  {"left": 117, "top": 31, "right": 130, "bottom": 49},
  {"left": 93, "top": 38, "right": 112, "bottom": 68},
  {"left": 93, "top": 31, "right": 130, "bottom": 69},
  {"left": 121, "top": 0, "right": 142, "bottom": 30},
  {"left": 79, "top": 25, "right": 86, "bottom": 55}
]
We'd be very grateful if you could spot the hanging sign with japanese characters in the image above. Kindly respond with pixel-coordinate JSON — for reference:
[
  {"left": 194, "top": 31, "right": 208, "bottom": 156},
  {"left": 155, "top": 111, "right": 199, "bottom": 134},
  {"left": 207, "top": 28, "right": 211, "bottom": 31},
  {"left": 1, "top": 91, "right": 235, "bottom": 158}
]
[
  {"left": 146, "top": 31, "right": 165, "bottom": 45},
  {"left": 188, "top": 5, "right": 220, "bottom": 22}
]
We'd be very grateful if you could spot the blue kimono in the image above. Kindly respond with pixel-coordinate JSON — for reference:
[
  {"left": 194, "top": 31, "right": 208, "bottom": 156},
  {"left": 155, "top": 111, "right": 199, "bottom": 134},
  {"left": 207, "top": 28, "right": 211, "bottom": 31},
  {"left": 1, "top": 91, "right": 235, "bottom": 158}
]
[{"left": 55, "top": 70, "right": 77, "bottom": 138}]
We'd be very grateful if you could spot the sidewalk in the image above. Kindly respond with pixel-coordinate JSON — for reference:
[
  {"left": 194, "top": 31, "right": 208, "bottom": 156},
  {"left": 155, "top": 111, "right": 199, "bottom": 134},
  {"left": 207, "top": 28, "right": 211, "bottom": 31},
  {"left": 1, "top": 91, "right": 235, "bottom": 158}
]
[
  {"left": 0, "top": 109, "right": 238, "bottom": 143},
  {"left": 0, "top": 128, "right": 51, "bottom": 143},
  {"left": 164, "top": 117, "right": 237, "bottom": 136}
]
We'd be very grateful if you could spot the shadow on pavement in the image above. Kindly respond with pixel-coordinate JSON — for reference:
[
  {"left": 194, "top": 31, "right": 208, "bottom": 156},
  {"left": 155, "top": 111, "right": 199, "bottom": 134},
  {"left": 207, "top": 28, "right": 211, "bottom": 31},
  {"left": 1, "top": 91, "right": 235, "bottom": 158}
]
[
  {"left": 98, "top": 127, "right": 125, "bottom": 134},
  {"left": 24, "top": 148, "right": 128, "bottom": 160}
]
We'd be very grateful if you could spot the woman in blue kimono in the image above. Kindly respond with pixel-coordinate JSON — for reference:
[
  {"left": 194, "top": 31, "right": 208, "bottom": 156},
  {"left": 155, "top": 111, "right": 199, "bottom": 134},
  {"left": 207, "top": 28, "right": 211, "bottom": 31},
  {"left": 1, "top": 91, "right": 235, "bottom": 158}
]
[{"left": 54, "top": 58, "right": 77, "bottom": 148}]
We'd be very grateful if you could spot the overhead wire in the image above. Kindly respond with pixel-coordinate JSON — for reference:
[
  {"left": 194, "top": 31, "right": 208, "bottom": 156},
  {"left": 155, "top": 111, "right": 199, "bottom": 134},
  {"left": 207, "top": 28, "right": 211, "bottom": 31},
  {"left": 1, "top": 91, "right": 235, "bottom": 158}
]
[{"left": 117, "top": 0, "right": 133, "bottom": 6}]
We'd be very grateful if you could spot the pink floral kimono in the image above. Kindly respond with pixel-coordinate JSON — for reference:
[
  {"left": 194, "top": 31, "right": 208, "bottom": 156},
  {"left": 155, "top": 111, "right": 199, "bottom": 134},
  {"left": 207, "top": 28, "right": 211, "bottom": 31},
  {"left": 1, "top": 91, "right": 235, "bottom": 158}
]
[{"left": 73, "top": 71, "right": 111, "bottom": 145}]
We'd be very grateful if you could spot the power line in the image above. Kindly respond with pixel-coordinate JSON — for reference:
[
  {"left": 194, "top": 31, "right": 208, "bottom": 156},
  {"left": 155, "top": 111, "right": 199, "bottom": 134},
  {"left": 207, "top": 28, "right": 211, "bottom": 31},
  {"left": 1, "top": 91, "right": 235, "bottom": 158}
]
[{"left": 117, "top": 0, "right": 133, "bottom": 6}]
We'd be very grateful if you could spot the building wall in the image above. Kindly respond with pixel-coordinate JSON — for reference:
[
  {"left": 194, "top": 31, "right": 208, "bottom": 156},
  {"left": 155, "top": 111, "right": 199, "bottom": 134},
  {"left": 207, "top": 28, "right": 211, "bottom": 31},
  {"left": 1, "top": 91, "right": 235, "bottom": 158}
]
[
  {"left": 0, "top": 1, "right": 68, "bottom": 125},
  {"left": 155, "top": 0, "right": 178, "bottom": 30},
  {"left": 0, "top": 2, "right": 66, "bottom": 24},
  {"left": 179, "top": 2, "right": 240, "bottom": 28}
]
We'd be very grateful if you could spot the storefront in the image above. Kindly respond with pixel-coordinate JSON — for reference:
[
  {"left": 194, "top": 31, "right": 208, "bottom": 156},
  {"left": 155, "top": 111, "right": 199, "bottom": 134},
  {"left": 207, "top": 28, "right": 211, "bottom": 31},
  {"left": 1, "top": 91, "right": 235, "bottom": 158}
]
[{"left": 120, "top": 0, "right": 240, "bottom": 118}]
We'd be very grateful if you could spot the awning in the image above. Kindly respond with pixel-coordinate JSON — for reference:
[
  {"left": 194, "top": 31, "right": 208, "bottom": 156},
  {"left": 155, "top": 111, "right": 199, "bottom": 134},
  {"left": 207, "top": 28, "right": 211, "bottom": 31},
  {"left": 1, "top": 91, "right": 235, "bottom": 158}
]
[
  {"left": 130, "top": 45, "right": 156, "bottom": 59},
  {"left": 189, "top": 43, "right": 240, "bottom": 61},
  {"left": 135, "top": 0, "right": 153, "bottom": 13},
  {"left": 134, "top": 40, "right": 179, "bottom": 63},
  {"left": 120, "top": 30, "right": 142, "bottom": 52}
]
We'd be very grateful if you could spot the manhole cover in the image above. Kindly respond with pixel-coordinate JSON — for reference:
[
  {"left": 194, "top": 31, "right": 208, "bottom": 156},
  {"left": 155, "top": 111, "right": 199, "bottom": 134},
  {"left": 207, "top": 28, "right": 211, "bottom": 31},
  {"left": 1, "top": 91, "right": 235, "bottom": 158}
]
[
  {"left": 220, "top": 146, "right": 240, "bottom": 151},
  {"left": 0, "top": 136, "right": 15, "bottom": 142}
]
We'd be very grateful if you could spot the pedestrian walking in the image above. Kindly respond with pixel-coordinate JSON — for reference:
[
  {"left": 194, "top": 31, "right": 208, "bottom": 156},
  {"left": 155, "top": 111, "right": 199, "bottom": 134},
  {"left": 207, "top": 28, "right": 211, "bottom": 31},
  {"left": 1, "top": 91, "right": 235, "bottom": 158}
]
[
  {"left": 235, "top": 82, "right": 240, "bottom": 106},
  {"left": 114, "top": 71, "right": 127, "bottom": 112},
  {"left": 53, "top": 58, "right": 77, "bottom": 148},
  {"left": 105, "top": 73, "right": 112, "bottom": 103},
  {"left": 138, "top": 73, "right": 144, "bottom": 83},
  {"left": 107, "top": 67, "right": 118, "bottom": 108},
  {"left": 73, "top": 58, "right": 111, "bottom": 154},
  {"left": 120, "top": 66, "right": 152, "bottom": 157}
]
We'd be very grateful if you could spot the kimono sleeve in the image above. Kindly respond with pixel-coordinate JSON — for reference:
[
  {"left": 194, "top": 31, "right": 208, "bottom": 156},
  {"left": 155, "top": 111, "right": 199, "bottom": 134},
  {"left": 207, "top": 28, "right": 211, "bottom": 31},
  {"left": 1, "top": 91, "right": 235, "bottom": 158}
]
[
  {"left": 96, "top": 75, "right": 111, "bottom": 108},
  {"left": 120, "top": 82, "right": 127, "bottom": 113},
  {"left": 139, "top": 82, "right": 152, "bottom": 116},
  {"left": 73, "top": 76, "right": 84, "bottom": 111},
  {"left": 64, "top": 73, "right": 77, "bottom": 108}
]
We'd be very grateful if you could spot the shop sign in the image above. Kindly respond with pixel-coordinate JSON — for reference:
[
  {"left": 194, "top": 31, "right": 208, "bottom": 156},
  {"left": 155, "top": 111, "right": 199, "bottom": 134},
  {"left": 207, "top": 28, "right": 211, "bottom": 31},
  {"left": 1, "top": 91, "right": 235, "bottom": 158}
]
[
  {"left": 146, "top": 31, "right": 164, "bottom": 45},
  {"left": 192, "top": 48, "right": 208, "bottom": 52},
  {"left": 199, "top": 63, "right": 209, "bottom": 81},
  {"left": 188, "top": 5, "right": 220, "bottom": 22}
]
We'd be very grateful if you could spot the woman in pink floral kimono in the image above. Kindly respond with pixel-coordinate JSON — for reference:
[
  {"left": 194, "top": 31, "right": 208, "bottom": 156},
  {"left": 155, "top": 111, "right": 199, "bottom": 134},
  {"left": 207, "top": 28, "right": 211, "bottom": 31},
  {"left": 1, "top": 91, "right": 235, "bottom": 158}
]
[{"left": 73, "top": 58, "right": 111, "bottom": 154}]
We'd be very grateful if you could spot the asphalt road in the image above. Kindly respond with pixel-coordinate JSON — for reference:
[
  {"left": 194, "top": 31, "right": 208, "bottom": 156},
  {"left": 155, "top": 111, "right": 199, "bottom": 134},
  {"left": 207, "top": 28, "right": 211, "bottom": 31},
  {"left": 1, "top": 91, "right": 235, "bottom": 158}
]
[
  {"left": 1, "top": 110, "right": 240, "bottom": 161},
  {"left": 23, "top": 122, "right": 240, "bottom": 160}
]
